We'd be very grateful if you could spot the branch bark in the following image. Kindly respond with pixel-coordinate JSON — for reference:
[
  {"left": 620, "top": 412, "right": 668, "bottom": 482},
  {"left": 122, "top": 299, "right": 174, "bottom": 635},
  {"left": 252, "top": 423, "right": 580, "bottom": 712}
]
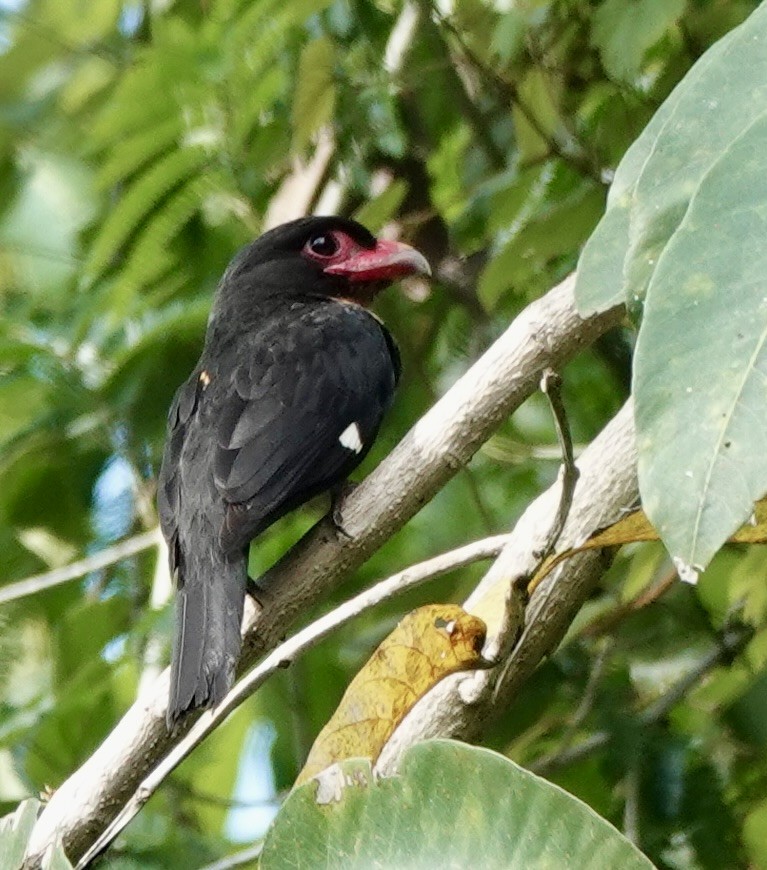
[
  {"left": 76, "top": 534, "right": 512, "bottom": 867},
  {"left": 376, "top": 399, "right": 638, "bottom": 771},
  {"left": 24, "top": 273, "right": 622, "bottom": 867}
]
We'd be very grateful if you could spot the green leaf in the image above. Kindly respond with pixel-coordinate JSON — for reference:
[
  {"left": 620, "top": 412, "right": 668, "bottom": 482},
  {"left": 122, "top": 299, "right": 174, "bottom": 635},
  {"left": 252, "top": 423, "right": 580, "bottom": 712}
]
[
  {"left": 490, "top": 9, "right": 528, "bottom": 65},
  {"left": 592, "top": 0, "right": 686, "bottom": 82},
  {"left": 96, "top": 118, "right": 183, "bottom": 191},
  {"left": 512, "top": 69, "right": 561, "bottom": 165},
  {"left": 84, "top": 147, "right": 210, "bottom": 282},
  {"left": 108, "top": 171, "right": 221, "bottom": 307},
  {"left": 261, "top": 740, "right": 655, "bottom": 869},
  {"left": 40, "top": 0, "right": 120, "bottom": 45},
  {"left": 574, "top": 88, "right": 679, "bottom": 313},
  {"left": 292, "top": 37, "right": 336, "bottom": 152},
  {"left": 744, "top": 798, "right": 767, "bottom": 869},
  {"left": 0, "top": 151, "right": 96, "bottom": 305},
  {"left": 180, "top": 704, "right": 255, "bottom": 836},
  {"left": 352, "top": 180, "right": 408, "bottom": 233},
  {"left": 56, "top": 596, "right": 131, "bottom": 684},
  {"left": 576, "top": 2, "right": 767, "bottom": 315},
  {"left": 59, "top": 56, "right": 115, "bottom": 115},
  {"left": 0, "top": 373, "right": 50, "bottom": 446},
  {"left": 480, "top": 174, "right": 604, "bottom": 308},
  {"left": 0, "top": 799, "right": 74, "bottom": 869},
  {"left": 230, "top": 66, "right": 287, "bottom": 153},
  {"left": 0, "top": 798, "right": 39, "bottom": 870},
  {"left": 574, "top": 4, "right": 767, "bottom": 569},
  {"left": 634, "top": 110, "right": 767, "bottom": 570}
]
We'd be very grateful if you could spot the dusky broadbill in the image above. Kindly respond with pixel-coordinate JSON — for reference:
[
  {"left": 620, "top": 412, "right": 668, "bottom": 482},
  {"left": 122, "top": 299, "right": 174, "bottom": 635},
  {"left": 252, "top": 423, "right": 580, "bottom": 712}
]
[{"left": 158, "top": 216, "right": 430, "bottom": 728}]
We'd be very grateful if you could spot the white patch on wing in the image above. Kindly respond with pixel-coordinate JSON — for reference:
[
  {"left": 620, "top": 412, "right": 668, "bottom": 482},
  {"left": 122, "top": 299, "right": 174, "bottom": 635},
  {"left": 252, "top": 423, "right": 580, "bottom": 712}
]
[{"left": 339, "top": 422, "right": 363, "bottom": 453}]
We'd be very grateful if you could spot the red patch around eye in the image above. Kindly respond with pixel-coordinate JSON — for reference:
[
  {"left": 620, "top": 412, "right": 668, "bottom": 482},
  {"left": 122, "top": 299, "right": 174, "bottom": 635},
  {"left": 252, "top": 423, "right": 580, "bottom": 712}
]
[{"left": 302, "top": 231, "right": 366, "bottom": 266}]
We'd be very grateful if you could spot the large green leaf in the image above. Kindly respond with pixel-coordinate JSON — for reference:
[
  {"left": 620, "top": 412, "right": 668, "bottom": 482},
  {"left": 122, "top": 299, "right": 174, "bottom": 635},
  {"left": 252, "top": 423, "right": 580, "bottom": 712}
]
[
  {"left": 635, "top": 111, "right": 767, "bottom": 571},
  {"left": 576, "top": 3, "right": 767, "bottom": 571},
  {"left": 576, "top": 2, "right": 767, "bottom": 315},
  {"left": 261, "top": 740, "right": 655, "bottom": 869}
]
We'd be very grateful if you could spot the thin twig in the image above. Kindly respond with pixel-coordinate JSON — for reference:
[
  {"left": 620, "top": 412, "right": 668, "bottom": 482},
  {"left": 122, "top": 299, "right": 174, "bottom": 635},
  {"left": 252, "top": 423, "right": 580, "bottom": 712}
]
[
  {"left": 580, "top": 566, "right": 678, "bottom": 639},
  {"left": 488, "top": 369, "right": 578, "bottom": 691},
  {"left": 534, "top": 368, "right": 579, "bottom": 564},
  {"left": 0, "top": 530, "right": 161, "bottom": 605},
  {"left": 197, "top": 844, "right": 263, "bottom": 870},
  {"left": 623, "top": 761, "right": 641, "bottom": 844},
  {"left": 170, "top": 781, "right": 280, "bottom": 810},
  {"left": 530, "top": 731, "right": 610, "bottom": 774},
  {"left": 558, "top": 638, "right": 614, "bottom": 751},
  {"left": 75, "top": 535, "right": 511, "bottom": 867}
]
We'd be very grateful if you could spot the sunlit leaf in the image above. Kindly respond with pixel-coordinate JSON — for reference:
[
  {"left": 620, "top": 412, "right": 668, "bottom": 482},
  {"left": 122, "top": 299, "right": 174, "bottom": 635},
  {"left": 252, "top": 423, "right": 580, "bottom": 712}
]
[
  {"left": 292, "top": 37, "right": 336, "bottom": 153},
  {"left": 295, "top": 605, "right": 488, "bottom": 786},
  {"left": 353, "top": 180, "right": 408, "bottom": 234},
  {"left": 592, "top": 0, "right": 686, "bottom": 81},
  {"left": 266, "top": 741, "right": 655, "bottom": 869},
  {"left": 530, "top": 497, "right": 767, "bottom": 591}
]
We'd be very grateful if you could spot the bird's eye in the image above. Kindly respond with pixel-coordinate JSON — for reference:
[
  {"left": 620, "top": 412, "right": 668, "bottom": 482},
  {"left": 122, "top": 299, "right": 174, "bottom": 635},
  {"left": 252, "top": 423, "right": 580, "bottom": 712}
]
[{"left": 307, "top": 233, "right": 339, "bottom": 257}]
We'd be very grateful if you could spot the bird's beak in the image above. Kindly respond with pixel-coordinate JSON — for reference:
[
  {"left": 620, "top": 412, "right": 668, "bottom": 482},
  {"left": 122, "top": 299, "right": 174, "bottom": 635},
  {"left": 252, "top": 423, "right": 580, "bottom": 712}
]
[{"left": 324, "top": 239, "right": 431, "bottom": 283}]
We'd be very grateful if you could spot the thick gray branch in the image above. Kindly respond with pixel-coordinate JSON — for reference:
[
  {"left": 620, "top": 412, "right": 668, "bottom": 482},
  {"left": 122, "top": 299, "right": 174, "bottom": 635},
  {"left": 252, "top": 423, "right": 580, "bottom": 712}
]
[
  {"left": 377, "top": 399, "right": 638, "bottom": 771},
  {"left": 24, "top": 274, "right": 621, "bottom": 867}
]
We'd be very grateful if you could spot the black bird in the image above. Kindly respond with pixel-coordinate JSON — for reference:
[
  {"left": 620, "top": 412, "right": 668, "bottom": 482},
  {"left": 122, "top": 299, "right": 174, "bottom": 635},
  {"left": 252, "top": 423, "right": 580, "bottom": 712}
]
[{"left": 158, "top": 216, "right": 430, "bottom": 728}]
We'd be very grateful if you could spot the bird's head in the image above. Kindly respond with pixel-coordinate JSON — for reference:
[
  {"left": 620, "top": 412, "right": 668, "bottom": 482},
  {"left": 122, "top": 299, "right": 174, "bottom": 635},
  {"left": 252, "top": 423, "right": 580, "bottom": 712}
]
[{"left": 220, "top": 216, "right": 431, "bottom": 309}]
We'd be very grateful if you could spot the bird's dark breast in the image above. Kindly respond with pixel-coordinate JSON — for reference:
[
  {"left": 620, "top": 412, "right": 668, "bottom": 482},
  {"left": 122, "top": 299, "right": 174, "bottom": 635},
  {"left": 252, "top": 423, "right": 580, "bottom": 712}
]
[{"left": 172, "top": 298, "right": 398, "bottom": 556}]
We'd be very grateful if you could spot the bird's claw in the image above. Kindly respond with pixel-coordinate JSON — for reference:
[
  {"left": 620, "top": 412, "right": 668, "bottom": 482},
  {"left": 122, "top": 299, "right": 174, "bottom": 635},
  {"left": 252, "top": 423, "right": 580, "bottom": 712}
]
[
  {"left": 330, "top": 481, "right": 359, "bottom": 539},
  {"left": 246, "top": 577, "right": 266, "bottom": 608}
]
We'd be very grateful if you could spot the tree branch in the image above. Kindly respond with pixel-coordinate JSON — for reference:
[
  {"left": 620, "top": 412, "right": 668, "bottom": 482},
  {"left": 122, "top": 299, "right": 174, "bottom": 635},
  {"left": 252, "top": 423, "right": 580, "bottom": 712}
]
[
  {"left": 376, "top": 399, "right": 638, "bottom": 771},
  {"left": 535, "top": 368, "right": 579, "bottom": 562},
  {"left": 76, "top": 534, "right": 511, "bottom": 866},
  {"left": 24, "top": 273, "right": 622, "bottom": 867},
  {"left": 0, "top": 530, "right": 161, "bottom": 605},
  {"left": 198, "top": 844, "right": 263, "bottom": 870}
]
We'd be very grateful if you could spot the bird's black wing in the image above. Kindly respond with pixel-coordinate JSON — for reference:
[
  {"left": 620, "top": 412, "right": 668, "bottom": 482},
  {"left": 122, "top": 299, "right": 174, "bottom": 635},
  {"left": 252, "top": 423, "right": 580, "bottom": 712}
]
[
  {"left": 213, "top": 302, "right": 399, "bottom": 553},
  {"left": 157, "top": 371, "right": 204, "bottom": 577}
]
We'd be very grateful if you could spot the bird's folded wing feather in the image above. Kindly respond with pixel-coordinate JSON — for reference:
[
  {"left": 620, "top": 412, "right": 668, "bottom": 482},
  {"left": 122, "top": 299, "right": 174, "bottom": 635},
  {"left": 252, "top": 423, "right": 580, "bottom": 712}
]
[
  {"left": 212, "top": 305, "right": 397, "bottom": 552},
  {"left": 157, "top": 372, "right": 203, "bottom": 574}
]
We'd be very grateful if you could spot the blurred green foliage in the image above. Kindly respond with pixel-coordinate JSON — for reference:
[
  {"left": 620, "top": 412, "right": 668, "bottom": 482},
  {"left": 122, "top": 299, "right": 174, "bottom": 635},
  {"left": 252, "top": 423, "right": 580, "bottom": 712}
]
[{"left": 0, "top": 0, "right": 766, "bottom": 867}]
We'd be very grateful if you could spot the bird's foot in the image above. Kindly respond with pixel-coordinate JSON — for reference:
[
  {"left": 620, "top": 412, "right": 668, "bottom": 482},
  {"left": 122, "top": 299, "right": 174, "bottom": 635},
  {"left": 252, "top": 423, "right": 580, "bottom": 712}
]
[
  {"left": 330, "top": 481, "right": 359, "bottom": 540},
  {"left": 246, "top": 577, "right": 266, "bottom": 608}
]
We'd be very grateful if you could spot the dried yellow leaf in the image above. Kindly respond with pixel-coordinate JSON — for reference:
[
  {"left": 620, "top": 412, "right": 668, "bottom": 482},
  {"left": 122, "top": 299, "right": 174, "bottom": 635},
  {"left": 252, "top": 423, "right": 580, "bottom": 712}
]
[{"left": 295, "top": 604, "right": 488, "bottom": 786}]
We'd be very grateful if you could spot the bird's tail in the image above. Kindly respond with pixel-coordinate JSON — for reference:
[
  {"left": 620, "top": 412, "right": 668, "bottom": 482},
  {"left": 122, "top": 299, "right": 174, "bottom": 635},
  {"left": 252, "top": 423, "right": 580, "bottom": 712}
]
[{"left": 167, "top": 545, "right": 247, "bottom": 729}]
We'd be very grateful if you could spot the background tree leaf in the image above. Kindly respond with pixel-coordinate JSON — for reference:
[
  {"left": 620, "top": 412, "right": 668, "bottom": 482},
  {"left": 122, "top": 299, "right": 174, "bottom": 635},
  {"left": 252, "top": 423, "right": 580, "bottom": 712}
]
[
  {"left": 0, "top": 799, "right": 73, "bottom": 870},
  {"left": 292, "top": 37, "right": 336, "bottom": 153},
  {"left": 591, "top": 0, "right": 686, "bottom": 82}
]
